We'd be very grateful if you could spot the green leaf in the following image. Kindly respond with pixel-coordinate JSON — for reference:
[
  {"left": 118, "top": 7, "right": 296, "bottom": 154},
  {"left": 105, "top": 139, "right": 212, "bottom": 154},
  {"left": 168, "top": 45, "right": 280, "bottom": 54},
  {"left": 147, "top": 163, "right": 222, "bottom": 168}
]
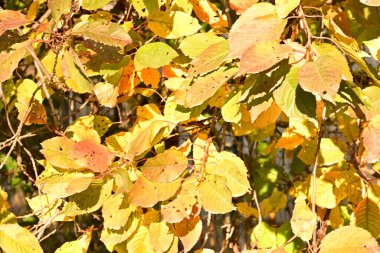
[
  {"left": 48, "top": 0, "right": 71, "bottom": 21},
  {"left": 134, "top": 42, "right": 179, "bottom": 71},
  {"left": 147, "top": 11, "right": 201, "bottom": 39},
  {"left": 72, "top": 20, "right": 132, "bottom": 47},
  {"left": 179, "top": 32, "right": 225, "bottom": 58},
  {"left": 0, "top": 224, "right": 43, "bottom": 253},
  {"left": 198, "top": 175, "right": 235, "bottom": 214},
  {"left": 250, "top": 222, "right": 277, "bottom": 249},
  {"left": 62, "top": 50, "right": 94, "bottom": 93}
]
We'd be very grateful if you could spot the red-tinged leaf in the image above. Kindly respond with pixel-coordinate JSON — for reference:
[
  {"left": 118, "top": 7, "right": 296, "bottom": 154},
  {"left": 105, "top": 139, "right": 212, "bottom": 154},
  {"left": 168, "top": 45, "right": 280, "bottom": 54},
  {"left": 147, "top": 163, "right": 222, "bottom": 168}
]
[
  {"left": 0, "top": 10, "right": 30, "bottom": 36},
  {"left": 0, "top": 46, "right": 27, "bottom": 82},
  {"left": 298, "top": 55, "right": 342, "bottom": 102},
  {"left": 228, "top": 3, "right": 287, "bottom": 59},
  {"left": 239, "top": 41, "right": 293, "bottom": 74},
  {"left": 70, "top": 140, "right": 114, "bottom": 173},
  {"left": 229, "top": 0, "right": 259, "bottom": 14},
  {"left": 72, "top": 20, "right": 132, "bottom": 47},
  {"left": 362, "top": 116, "right": 380, "bottom": 163},
  {"left": 174, "top": 215, "right": 202, "bottom": 252}
]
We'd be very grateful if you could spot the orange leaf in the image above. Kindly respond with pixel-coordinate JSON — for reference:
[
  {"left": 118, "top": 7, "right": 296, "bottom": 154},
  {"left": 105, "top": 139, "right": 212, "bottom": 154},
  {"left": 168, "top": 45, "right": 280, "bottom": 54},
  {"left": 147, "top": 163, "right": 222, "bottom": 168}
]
[{"left": 140, "top": 67, "right": 161, "bottom": 88}]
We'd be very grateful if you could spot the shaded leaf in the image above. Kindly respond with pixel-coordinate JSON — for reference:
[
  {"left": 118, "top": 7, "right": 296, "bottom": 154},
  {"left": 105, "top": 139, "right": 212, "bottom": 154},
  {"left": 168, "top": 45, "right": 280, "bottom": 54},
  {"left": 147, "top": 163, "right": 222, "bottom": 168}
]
[
  {"left": 72, "top": 20, "right": 132, "bottom": 47},
  {"left": 48, "top": 0, "right": 71, "bottom": 21}
]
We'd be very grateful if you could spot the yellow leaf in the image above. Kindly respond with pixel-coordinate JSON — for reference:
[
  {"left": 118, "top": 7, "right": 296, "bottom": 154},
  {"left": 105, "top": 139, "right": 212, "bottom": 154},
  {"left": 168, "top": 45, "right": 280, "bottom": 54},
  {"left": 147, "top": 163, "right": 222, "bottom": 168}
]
[
  {"left": 149, "top": 222, "right": 174, "bottom": 252},
  {"left": 148, "top": 11, "right": 201, "bottom": 39},
  {"left": 298, "top": 55, "right": 342, "bottom": 103},
  {"left": 298, "top": 138, "right": 345, "bottom": 166},
  {"left": 275, "top": 0, "right": 300, "bottom": 18},
  {"left": 126, "top": 225, "right": 155, "bottom": 253},
  {"left": 329, "top": 206, "right": 343, "bottom": 229},
  {"left": 129, "top": 176, "right": 181, "bottom": 207},
  {"left": 141, "top": 149, "right": 188, "bottom": 183},
  {"left": 179, "top": 32, "right": 225, "bottom": 58},
  {"left": 250, "top": 222, "right": 277, "bottom": 249},
  {"left": 260, "top": 189, "right": 287, "bottom": 217},
  {"left": 174, "top": 215, "right": 202, "bottom": 252},
  {"left": 351, "top": 198, "right": 380, "bottom": 238},
  {"left": 240, "top": 41, "right": 293, "bottom": 74},
  {"left": 228, "top": 2, "right": 287, "bottom": 59},
  {"left": 319, "top": 226, "right": 379, "bottom": 253},
  {"left": 55, "top": 231, "right": 92, "bottom": 253},
  {"left": 94, "top": 82, "right": 119, "bottom": 108},
  {"left": 0, "top": 224, "right": 43, "bottom": 253},
  {"left": 40, "top": 137, "right": 77, "bottom": 169},
  {"left": 290, "top": 197, "right": 317, "bottom": 242},
  {"left": 185, "top": 67, "right": 238, "bottom": 107},
  {"left": 198, "top": 175, "right": 236, "bottom": 214},
  {"left": 102, "top": 193, "right": 135, "bottom": 230},
  {"left": 189, "top": 0, "right": 228, "bottom": 28},
  {"left": 236, "top": 202, "right": 259, "bottom": 219}
]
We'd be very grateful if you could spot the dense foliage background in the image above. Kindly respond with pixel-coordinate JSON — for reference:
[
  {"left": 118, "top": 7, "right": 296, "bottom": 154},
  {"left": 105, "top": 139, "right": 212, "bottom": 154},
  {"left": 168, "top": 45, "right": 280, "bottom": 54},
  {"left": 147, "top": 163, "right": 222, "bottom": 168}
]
[{"left": 0, "top": 0, "right": 380, "bottom": 252}]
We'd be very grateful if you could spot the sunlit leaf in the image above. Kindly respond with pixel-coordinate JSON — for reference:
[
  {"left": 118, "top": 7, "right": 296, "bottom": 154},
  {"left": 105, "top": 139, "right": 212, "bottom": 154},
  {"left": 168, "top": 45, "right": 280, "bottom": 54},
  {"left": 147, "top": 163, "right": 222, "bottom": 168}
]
[
  {"left": 198, "top": 175, "right": 235, "bottom": 214},
  {"left": 240, "top": 40, "right": 293, "bottom": 74},
  {"left": 319, "top": 226, "right": 379, "bottom": 253},
  {"left": 290, "top": 197, "right": 317, "bottom": 241},
  {"left": 81, "top": 0, "right": 112, "bottom": 10},
  {"left": 149, "top": 222, "right": 174, "bottom": 252},
  {"left": 351, "top": 198, "right": 380, "bottom": 238},
  {"left": 228, "top": 2, "right": 287, "bottom": 59},
  {"left": 298, "top": 55, "right": 343, "bottom": 102},
  {"left": 134, "top": 42, "right": 179, "bottom": 71},
  {"left": 141, "top": 149, "right": 188, "bottom": 183},
  {"left": 0, "top": 224, "right": 43, "bottom": 253},
  {"left": 55, "top": 231, "right": 92, "bottom": 253},
  {"left": 148, "top": 11, "right": 201, "bottom": 39},
  {"left": 129, "top": 176, "right": 181, "bottom": 207},
  {"left": 179, "top": 32, "right": 225, "bottom": 58},
  {"left": 72, "top": 20, "right": 132, "bottom": 47},
  {"left": 48, "top": 0, "right": 71, "bottom": 21},
  {"left": 0, "top": 10, "right": 30, "bottom": 36},
  {"left": 275, "top": 0, "right": 300, "bottom": 18}
]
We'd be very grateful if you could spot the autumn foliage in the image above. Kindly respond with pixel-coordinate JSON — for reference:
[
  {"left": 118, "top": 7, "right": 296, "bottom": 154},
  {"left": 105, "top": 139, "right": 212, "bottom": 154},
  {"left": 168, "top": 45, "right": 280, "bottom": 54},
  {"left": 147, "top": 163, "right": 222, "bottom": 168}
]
[{"left": 0, "top": 0, "right": 380, "bottom": 252}]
